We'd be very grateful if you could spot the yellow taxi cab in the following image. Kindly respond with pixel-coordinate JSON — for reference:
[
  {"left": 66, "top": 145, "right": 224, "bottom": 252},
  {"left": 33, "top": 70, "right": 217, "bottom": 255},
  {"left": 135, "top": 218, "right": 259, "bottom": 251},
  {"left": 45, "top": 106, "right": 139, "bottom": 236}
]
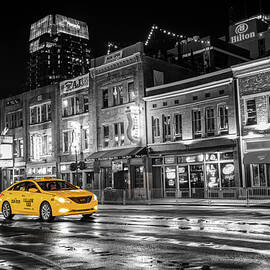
[{"left": 0, "top": 177, "right": 98, "bottom": 222}]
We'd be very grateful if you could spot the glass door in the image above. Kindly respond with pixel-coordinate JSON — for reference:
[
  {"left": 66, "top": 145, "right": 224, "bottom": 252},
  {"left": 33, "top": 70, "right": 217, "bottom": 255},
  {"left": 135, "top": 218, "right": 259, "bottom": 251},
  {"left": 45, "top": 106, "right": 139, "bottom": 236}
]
[
  {"left": 164, "top": 166, "right": 176, "bottom": 197},
  {"left": 178, "top": 165, "right": 189, "bottom": 198},
  {"left": 189, "top": 164, "right": 204, "bottom": 198}
]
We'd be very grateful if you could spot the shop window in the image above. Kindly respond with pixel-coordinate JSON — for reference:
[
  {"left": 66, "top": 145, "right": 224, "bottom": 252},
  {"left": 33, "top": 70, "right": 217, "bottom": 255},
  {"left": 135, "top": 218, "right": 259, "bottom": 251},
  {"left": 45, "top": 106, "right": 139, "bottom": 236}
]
[
  {"left": 112, "top": 85, "right": 123, "bottom": 106},
  {"left": 174, "top": 114, "right": 182, "bottom": 141},
  {"left": 246, "top": 99, "right": 257, "bottom": 125},
  {"left": 192, "top": 110, "right": 202, "bottom": 138},
  {"left": 104, "top": 167, "right": 112, "bottom": 188},
  {"left": 128, "top": 81, "right": 136, "bottom": 102},
  {"left": 205, "top": 107, "right": 215, "bottom": 137},
  {"left": 220, "top": 152, "right": 233, "bottom": 160},
  {"left": 134, "top": 166, "right": 144, "bottom": 188},
  {"left": 152, "top": 158, "right": 163, "bottom": 165},
  {"left": 103, "top": 89, "right": 108, "bottom": 108},
  {"left": 103, "top": 125, "right": 109, "bottom": 147},
  {"left": 162, "top": 115, "right": 171, "bottom": 142},
  {"left": 152, "top": 117, "right": 160, "bottom": 143},
  {"left": 165, "top": 166, "right": 176, "bottom": 189},
  {"left": 251, "top": 164, "right": 267, "bottom": 187},
  {"left": 63, "top": 130, "right": 71, "bottom": 153},
  {"left": 206, "top": 164, "right": 219, "bottom": 188},
  {"left": 218, "top": 104, "right": 229, "bottom": 134},
  {"left": 221, "top": 163, "right": 235, "bottom": 187}
]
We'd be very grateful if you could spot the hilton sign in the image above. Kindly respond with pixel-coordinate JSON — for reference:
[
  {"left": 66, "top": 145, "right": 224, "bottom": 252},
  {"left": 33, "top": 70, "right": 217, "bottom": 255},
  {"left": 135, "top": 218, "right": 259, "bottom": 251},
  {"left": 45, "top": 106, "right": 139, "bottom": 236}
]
[{"left": 230, "top": 21, "right": 256, "bottom": 44}]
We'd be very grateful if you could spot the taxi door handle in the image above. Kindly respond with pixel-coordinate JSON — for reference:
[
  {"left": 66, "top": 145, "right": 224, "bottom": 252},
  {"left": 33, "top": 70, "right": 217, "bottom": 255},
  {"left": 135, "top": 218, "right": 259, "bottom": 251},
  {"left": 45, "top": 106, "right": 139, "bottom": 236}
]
[{"left": 21, "top": 195, "right": 26, "bottom": 197}]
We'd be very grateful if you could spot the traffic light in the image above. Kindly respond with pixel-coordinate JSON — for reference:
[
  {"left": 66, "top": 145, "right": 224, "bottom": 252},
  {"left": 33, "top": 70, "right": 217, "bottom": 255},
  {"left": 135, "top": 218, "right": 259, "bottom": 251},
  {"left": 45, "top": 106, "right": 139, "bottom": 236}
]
[
  {"left": 69, "top": 162, "right": 77, "bottom": 171},
  {"left": 78, "top": 161, "right": 86, "bottom": 170}
]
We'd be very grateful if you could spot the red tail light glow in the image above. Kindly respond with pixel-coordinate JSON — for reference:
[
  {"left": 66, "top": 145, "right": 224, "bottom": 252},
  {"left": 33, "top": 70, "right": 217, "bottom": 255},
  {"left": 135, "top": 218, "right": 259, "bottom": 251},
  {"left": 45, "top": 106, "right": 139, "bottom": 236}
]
[{"left": 0, "top": 193, "right": 3, "bottom": 198}]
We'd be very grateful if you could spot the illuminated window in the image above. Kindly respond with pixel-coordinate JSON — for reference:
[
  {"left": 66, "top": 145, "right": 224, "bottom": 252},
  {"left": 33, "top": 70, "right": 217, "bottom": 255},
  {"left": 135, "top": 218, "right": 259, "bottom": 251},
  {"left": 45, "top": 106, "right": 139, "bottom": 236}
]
[
  {"left": 30, "top": 103, "right": 51, "bottom": 124},
  {"left": 152, "top": 117, "right": 160, "bottom": 143},
  {"left": 114, "top": 122, "right": 124, "bottom": 146},
  {"left": 218, "top": 104, "right": 228, "bottom": 134},
  {"left": 192, "top": 110, "right": 202, "bottom": 138},
  {"left": 174, "top": 114, "right": 182, "bottom": 141},
  {"left": 246, "top": 99, "right": 257, "bottom": 125},
  {"left": 62, "top": 94, "right": 88, "bottom": 117},
  {"left": 112, "top": 85, "right": 123, "bottom": 106},
  {"left": 82, "top": 128, "right": 89, "bottom": 150},
  {"left": 103, "top": 125, "right": 109, "bottom": 147},
  {"left": 30, "top": 133, "right": 52, "bottom": 160},
  {"left": 162, "top": 115, "right": 171, "bottom": 142},
  {"left": 14, "top": 138, "right": 23, "bottom": 158},
  {"left": 205, "top": 107, "right": 215, "bottom": 137},
  {"left": 6, "top": 110, "right": 23, "bottom": 129}
]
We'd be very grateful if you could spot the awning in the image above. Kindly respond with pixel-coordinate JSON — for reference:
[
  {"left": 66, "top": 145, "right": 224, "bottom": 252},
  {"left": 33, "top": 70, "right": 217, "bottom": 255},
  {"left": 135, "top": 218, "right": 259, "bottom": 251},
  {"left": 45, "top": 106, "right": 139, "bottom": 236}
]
[
  {"left": 243, "top": 151, "right": 270, "bottom": 164},
  {"left": 86, "top": 147, "right": 146, "bottom": 160}
]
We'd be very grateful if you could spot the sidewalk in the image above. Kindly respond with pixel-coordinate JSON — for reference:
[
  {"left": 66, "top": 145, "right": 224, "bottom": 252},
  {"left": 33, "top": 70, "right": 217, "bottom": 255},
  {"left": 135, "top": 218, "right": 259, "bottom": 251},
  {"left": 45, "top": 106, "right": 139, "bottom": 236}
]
[{"left": 101, "top": 198, "right": 270, "bottom": 208}]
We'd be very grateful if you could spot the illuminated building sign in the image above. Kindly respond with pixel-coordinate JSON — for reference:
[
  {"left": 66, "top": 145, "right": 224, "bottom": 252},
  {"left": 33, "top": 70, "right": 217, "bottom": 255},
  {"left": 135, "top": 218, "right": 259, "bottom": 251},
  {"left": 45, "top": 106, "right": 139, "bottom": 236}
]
[
  {"left": 0, "top": 144, "right": 13, "bottom": 160},
  {"left": 105, "top": 50, "right": 123, "bottom": 64},
  {"left": 164, "top": 156, "right": 175, "bottom": 164},
  {"left": 112, "top": 160, "right": 123, "bottom": 172},
  {"left": 60, "top": 74, "right": 89, "bottom": 95},
  {"left": 29, "top": 15, "right": 53, "bottom": 41},
  {"left": 229, "top": 20, "right": 257, "bottom": 44},
  {"left": 56, "top": 15, "right": 89, "bottom": 40}
]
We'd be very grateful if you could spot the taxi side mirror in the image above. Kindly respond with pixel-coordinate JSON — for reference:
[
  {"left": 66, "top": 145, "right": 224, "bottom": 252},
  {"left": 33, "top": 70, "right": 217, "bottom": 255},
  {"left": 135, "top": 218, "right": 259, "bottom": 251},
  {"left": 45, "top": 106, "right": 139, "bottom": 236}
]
[{"left": 29, "top": 188, "right": 38, "bottom": 193}]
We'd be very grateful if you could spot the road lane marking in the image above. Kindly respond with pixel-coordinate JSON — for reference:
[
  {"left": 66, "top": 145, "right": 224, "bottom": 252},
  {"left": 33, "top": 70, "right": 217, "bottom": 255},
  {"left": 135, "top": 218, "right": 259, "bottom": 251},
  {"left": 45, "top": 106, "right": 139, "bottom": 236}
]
[{"left": 0, "top": 246, "right": 64, "bottom": 270}]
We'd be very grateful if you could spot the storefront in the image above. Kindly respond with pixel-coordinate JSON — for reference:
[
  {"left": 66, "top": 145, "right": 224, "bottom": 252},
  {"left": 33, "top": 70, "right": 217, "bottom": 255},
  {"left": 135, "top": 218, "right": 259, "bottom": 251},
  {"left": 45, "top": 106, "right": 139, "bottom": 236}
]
[
  {"left": 243, "top": 150, "right": 270, "bottom": 187},
  {"left": 151, "top": 150, "right": 237, "bottom": 198},
  {"left": 87, "top": 147, "right": 148, "bottom": 200},
  {"left": 60, "top": 162, "right": 94, "bottom": 189},
  {"left": 26, "top": 163, "right": 57, "bottom": 179}
]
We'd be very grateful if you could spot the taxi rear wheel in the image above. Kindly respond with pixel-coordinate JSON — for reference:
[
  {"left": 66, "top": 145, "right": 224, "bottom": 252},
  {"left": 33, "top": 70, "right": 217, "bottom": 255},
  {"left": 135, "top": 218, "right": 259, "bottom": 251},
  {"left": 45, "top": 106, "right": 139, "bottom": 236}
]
[
  {"left": 40, "top": 202, "right": 54, "bottom": 222},
  {"left": 2, "top": 201, "right": 14, "bottom": 220}
]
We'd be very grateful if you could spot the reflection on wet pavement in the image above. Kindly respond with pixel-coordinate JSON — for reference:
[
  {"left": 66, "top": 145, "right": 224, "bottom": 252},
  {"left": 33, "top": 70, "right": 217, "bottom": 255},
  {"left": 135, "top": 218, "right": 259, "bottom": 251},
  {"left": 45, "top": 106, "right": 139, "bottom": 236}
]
[{"left": 0, "top": 206, "right": 269, "bottom": 269}]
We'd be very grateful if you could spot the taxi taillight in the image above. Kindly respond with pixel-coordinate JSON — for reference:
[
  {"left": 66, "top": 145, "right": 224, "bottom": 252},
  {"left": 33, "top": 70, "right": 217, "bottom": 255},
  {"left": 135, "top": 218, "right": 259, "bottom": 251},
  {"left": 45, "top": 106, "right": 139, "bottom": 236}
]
[{"left": 0, "top": 193, "right": 3, "bottom": 198}]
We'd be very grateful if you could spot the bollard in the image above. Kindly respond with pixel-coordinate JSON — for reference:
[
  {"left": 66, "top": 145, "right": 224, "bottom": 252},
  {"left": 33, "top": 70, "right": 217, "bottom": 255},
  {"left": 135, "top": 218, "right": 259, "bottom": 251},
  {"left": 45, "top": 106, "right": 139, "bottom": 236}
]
[{"left": 123, "top": 189, "right": 126, "bottom": 205}]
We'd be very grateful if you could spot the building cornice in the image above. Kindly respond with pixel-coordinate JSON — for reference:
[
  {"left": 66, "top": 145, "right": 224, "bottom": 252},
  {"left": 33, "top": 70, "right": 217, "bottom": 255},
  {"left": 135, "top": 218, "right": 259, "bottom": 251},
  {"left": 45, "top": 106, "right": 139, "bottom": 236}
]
[
  {"left": 144, "top": 78, "right": 233, "bottom": 102},
  {"left": 90, "top": 52, "right": 142, "bottom": 78}
]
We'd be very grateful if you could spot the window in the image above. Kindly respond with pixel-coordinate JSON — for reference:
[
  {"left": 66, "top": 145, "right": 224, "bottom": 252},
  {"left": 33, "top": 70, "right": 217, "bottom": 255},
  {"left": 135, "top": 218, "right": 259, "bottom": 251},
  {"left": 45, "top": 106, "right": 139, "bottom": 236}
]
[
  {"left": 114, "top": 122, "right": 124, "bottom": 146},
  {"left": 103, "top": 125, "right": 109, "bottom": 147},
  {"left": 205, "top": 93, "right": 210, "bottom": 98},
  {"left": 30, "top": 103, "right": 51, "bottom": 124},
  {"left": 192, "top": 110, "right": 202, "bottom": 138},
  {"left": 112, "top": 85, "right": 123, "bottom": 106},
  {"left": 82, "top": 128, "right": 89, "bottom": 150},
  {"left": 152, "top": 117, "right": 160, "bottom": 142},
  {"left": 152, "top": 104, "right": 157, "bottom": 108},
  {"left": 30, "top": 133, "right": 52, "bottom": 160},
  {"left": 218, "top": 104, "right": 229, "bottom": 134},
  {"left": 63, "top": 131, "right": 70, "bottom": 153},
  {"left": 163, "top": 102, "right": 167, "bottom": 106},
  {"left": 128, "top": 81, "right": 136, "bottom": 102},
  {"left": 14, "top": 138, "right": 23, "bottom": 158},
  {"left": 205, "top": 107, "right": 215, "bottom": 136},
  {"left": 62, "top": 94, "right": 88, "bottom": 117},
  {"left": 153, "top": 70, "right": 164, "bottom": 86},
  {"left": 174, "top": 100, "right": 179, "bottom": 105},
  {"left": 103, "top": 89, "right": 108, "bottom": 108},
  {"left": 162, "top": 115, "right": 171, "bottom": 142},
  {"left": 174, "top": 114, "right": 182, "bottom": 141},
  {"left": 251, "top": 164, "right": 266, "bottom": 187},
  {"left": 6, "top": 110, "right": 23, "bottom": 129},
  {"left": 193, "top": 96, "right": 198, "bottom": 101},
  {"left": 246, "top": 99, "right": 257, "bottom": 125}
]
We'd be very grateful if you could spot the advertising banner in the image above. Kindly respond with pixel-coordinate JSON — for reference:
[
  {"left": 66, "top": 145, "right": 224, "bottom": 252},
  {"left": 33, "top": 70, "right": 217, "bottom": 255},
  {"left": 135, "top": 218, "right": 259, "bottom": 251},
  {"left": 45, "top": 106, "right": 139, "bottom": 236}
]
[{"left": 60, "top": 73, "right": 89, "bottom": 95}]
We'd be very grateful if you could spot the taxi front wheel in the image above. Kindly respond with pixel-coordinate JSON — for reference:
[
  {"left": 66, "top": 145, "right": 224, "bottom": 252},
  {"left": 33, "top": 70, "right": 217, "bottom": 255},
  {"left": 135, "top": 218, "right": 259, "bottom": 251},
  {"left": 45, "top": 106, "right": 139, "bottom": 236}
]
[
  {"left": 40, "top": 202, "right": 55, "bottom": 222},
  {"left": 2, "top": 201, "right": 14, "bottom": 220}
]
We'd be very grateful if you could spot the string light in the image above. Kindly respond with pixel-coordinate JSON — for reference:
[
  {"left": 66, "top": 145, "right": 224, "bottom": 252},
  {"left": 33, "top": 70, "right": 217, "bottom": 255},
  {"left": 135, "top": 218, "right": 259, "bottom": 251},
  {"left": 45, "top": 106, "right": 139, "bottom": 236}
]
[
  {"left": 107, "top": 42, "right": 119, "bottom": 55},
  {"left": 144, "top": 24, "right": 211, "bottom": 47}
]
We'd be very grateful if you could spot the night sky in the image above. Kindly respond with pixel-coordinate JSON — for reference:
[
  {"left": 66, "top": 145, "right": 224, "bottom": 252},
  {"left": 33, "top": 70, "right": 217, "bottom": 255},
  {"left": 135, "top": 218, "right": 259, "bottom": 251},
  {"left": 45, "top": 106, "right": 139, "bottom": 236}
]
[{"left": 1, "top": 1, "right": 270, "bottom": 98}]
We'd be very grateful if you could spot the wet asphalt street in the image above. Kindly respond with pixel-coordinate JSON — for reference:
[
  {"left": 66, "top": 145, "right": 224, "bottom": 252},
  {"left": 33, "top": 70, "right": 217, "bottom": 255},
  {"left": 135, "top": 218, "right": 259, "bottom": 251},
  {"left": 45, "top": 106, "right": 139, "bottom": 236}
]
[{"left": 0, "top": 205, "right": 270, "bottom": 270}]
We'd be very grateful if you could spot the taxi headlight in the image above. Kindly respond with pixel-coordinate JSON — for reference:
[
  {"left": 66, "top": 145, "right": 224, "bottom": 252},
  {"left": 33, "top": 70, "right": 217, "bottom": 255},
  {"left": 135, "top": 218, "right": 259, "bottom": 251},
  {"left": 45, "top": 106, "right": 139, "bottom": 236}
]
[
  {"left": 93, "top": 194, "right": 97, "bottom": 201},
  {"left": 56, "top": 197, "right": 71, "bottom": 203}
]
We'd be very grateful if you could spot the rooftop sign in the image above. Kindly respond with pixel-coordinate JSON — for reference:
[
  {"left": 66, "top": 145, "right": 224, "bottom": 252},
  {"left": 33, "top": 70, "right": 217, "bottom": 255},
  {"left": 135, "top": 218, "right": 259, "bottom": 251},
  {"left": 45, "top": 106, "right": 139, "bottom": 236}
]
[{"left": 60, "top": 73, "right": 89, "bottom": 95}]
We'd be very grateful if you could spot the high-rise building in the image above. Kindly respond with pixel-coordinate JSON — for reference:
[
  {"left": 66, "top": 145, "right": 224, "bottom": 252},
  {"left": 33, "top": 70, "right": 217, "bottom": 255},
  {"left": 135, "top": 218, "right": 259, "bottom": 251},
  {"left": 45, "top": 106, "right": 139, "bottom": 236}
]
[{"left": 28, "top": 14, "right": 91, "bottom": 90}]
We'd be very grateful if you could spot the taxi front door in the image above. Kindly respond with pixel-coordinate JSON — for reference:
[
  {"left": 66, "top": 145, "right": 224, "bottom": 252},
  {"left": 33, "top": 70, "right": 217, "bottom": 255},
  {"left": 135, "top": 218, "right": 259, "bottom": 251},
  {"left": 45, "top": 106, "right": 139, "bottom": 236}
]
[{"left": 23, "top": 182, "right": 42, "bottom": 214}]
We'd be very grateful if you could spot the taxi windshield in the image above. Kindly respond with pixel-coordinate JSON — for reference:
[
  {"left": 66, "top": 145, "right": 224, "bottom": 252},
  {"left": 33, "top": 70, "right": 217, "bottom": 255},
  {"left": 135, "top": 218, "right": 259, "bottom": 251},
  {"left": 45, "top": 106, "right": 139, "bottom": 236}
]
[{"left": 37, "top": 181, "right": 78, "bottom": 191}]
